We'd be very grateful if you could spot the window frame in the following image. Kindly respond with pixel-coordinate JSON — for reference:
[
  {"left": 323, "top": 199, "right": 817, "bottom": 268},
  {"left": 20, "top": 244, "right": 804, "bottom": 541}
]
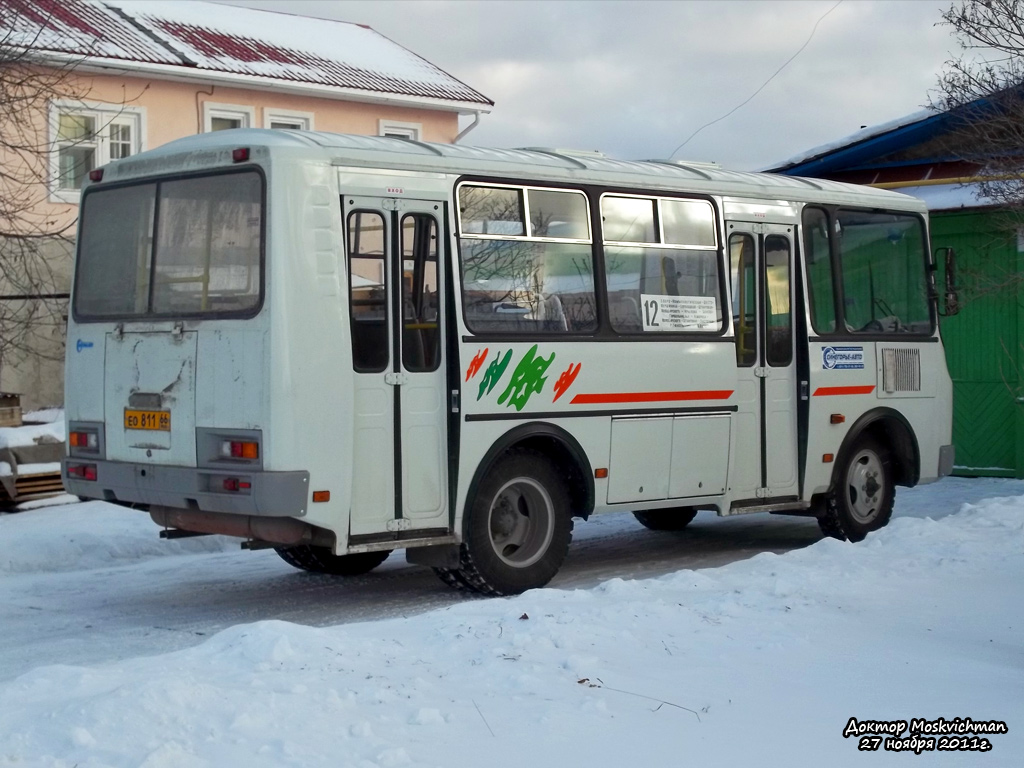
[
  {"left": 456, "top": 180, "right": 599, "bottom": 337},
  {"left": 599, "top": 191, "right": 725, "bottom": 338},
  {"left": 49, "top": 100, "right": 145, "bottom": 203},
  {"left": 72, "top": 166, "right": 267, "bottom": 324},
  {"left": 203, "top": 102, "right": 256, "bottom": 133},
  {"left": 801, "top": 204, "right": 936, "bottom": 340},
  {"left": 378, "top": 119, "right": 423, "bottom": 140},
  {"left": 263, "top": 108, "right": 314, "bottom": 131}
]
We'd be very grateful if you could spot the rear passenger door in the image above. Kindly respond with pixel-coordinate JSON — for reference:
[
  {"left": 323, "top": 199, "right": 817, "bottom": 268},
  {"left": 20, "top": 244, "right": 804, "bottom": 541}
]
[{"left": 343, "top": 197, "right": 448, "bottom": 539}]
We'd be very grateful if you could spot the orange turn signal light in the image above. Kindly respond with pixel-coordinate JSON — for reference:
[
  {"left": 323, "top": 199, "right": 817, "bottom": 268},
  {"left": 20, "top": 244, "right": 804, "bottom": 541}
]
[
  {"left": 830, "top": 414, "right": 846, "bottom": 424},
  {"left": 312, "top": 491, "right": 331, "bottom": 503},
  {"left": 823, "top": 453, "right": 835, "bottom": 463},
  {"left": 594, "top": 468, "right": 608, "bottom": 479}
]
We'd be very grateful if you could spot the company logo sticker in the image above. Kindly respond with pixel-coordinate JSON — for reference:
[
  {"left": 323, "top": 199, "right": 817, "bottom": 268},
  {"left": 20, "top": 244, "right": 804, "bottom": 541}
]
[
  {"left": 822, "top": 346, "right": 864, "bottom": 370},
  {"left": 76, "top": 340, "right": 94, "bottom": 353}
]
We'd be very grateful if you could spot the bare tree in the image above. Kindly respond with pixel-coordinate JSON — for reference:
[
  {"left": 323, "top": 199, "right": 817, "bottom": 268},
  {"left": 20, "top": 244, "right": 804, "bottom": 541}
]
[
  {"left": 0, "top": 3, "right": 85, "bottom": 387},
  {"left": 932, "top": 0, "right": 1024, "bottom": 212}
]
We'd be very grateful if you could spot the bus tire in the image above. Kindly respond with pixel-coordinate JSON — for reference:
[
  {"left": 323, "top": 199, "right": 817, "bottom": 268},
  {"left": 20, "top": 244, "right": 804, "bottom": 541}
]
[
  {"left": 633, "top": 507, "right": 698, "bottom": 531},
  {"left": 818, "top": 436, "right": 894, "bottom": 542},
  {"left": 456, "top": 448, "right": 573, "bottom": 596},
  {"left": 274, "top": 545, "right": 391, "bottom": 575}
]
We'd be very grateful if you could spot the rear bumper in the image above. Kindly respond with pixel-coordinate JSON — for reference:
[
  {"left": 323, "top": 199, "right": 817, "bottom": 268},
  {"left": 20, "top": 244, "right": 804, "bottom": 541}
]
[
  {"left": 938, "top": 444, "right": 955, "bottom": 479},
  {"left": 63, "top": 459, "right": 309, "bottom": 517}
]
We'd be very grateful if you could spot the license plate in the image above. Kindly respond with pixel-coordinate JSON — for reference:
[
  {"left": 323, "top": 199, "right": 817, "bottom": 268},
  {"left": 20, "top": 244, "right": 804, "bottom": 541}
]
[{"left": 124, "top": 409, "right": 170, "bottom": 431}]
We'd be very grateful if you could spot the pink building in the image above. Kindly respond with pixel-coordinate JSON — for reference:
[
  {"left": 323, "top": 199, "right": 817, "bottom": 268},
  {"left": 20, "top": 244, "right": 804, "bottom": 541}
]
[{"left": 0, "top": 0, "right": 492, "bottom": 406}]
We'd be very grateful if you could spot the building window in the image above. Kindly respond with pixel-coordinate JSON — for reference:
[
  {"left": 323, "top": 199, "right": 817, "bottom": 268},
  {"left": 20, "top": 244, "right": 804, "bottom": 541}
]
[
  {"left": 50, "top": 103, "right": 143, "bottom": 201},
  {"left": 264, "top": 109, "right": 314, "bottom": 131},
  {"left": 203, "top": 103, "right": 255, "bottom": 132},
  {"left": 378, "top": 119, "right": 422, "bottom": 140}
]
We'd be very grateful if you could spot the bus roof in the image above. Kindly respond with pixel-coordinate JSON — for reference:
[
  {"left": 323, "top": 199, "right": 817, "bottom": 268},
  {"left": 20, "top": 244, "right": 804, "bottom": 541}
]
[{"left": 102, "top": 128, "right": 928, "bottom": 212}]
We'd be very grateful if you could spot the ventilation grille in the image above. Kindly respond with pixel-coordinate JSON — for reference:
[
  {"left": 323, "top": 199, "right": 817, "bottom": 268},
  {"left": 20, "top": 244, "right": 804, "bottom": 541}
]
[{"left": 882, "top": 348, "right": 921, "bottom": 393}]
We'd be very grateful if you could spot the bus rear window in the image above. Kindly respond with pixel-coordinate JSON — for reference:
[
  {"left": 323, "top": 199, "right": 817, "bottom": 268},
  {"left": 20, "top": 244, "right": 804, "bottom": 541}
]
[{"left": 75, "top": 170, "right": 263, "bottom": 320}]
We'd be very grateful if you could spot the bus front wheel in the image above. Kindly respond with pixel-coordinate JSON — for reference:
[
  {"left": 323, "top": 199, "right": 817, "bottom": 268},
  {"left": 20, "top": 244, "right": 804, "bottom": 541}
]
[
  {"left": 633, "top": 507, "right": 698, "bottom": 531},
  {"left": 274, "top": 545, "right": 391, "bottom": 576},
  {"left": 818, "top": 436, "right": 894, "bottom": 542},
  {"left": 443, "top": 448, "right": 573, "bottom": 596}
]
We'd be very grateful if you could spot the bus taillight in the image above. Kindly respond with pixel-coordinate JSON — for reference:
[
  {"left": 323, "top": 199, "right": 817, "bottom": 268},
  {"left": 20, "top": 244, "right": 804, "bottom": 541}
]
[{"left": 221, "top": 440, "right": 259, "bottom": 460}]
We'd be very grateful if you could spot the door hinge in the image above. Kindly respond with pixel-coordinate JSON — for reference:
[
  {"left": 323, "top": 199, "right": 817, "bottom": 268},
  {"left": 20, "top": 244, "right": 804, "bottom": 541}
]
[
  {"left": 755, "top": 487, "right": 771, "bottom": 498},
  {"left": 800, "top": 380, "right": 809, "bottom": 400},
  {"left": 450, "top": 389, "right": 460, "bottom": 413},
  {"left": 171, "top": 322, "right": 184, "bottom": 341},
  {"left": 384, "top": 372, "right": 409, "bottom": 386},
  {"left": 754, "top": 366, "right": 768, "bottom": 378},
  {"left": 386, "top": 518, "right": 412, "bottom": 531}
]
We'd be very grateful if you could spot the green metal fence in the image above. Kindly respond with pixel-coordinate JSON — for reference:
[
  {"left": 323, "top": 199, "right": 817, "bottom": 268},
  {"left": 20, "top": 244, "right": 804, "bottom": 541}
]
[{"left": 931, "top": 210, "right": 1023, "bottom": 477}]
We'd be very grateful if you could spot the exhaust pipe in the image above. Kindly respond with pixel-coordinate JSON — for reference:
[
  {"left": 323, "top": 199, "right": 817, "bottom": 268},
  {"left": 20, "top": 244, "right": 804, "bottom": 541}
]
[{"left": 149, "top": 506, "right": 335, "bottom": 548}]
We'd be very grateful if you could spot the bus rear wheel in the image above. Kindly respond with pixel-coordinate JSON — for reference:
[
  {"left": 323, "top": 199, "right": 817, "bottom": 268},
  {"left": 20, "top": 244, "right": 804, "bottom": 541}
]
[
  {"left": 274, "top": 545, "right": 391, "bottom": 575},
  {"left": 440, "top": 449, "right": 573, "bottom": 596},
  {"left": 818, "top": 436, "right": 894, "bottom": 542},
  {"left": 633, "top": 507, "right": 698, "bottom": 531}
]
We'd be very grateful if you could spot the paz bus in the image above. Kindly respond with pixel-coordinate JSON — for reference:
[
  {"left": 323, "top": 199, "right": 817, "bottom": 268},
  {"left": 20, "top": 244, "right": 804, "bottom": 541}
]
[{"left": 63, "top": 130, "right": 957, "bottom": 595}]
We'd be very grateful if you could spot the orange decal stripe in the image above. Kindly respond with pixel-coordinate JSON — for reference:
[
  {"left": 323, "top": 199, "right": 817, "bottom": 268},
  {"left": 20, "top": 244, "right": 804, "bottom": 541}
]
[
  {"left": 570, "top": 390, "right": 734, "bottom": 405},
  {"left": 812, "top": 385, "right": 876, "bottom": 397}
]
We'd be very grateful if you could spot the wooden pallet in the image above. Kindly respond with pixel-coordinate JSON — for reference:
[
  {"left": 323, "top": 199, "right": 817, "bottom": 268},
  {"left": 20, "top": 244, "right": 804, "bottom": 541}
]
[{"left": 0, "top": 471, "right": 66, "bottom": 506}]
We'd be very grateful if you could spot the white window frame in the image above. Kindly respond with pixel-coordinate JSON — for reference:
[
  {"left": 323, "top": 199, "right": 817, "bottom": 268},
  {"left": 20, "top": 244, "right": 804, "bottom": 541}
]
[
  {"left": 49, "top": 100, "right": 145, "bottom": 204},
  {"left": 378, "top": 119, "right": 422, "bottom": 140},
  {"left": 203, "top": 102, "right": 256, "bottom": 133},
  {"left": 263, "top": 108, "right": 314, "bottom": 131}
]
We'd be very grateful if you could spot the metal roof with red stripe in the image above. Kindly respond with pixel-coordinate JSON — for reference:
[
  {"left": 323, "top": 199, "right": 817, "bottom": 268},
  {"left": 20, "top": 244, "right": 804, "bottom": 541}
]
[{"left": 0, "top": 0, "right": 492, "bottom": 111}]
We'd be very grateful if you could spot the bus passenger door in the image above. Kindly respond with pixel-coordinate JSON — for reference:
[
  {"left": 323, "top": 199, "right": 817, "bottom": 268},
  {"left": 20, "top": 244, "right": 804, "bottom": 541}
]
[
  {"left": 343, "top": 197, "right": 448, "bottom": 539},
  {"left": 727, "top": 223, "right": 799, "bottom": 503}
]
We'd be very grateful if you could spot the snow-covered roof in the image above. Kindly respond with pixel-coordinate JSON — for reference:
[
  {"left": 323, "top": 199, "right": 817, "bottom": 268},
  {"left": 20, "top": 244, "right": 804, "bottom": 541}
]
[
  {"left": 895, "top": 182, "right": 995, "bottom": 212},
  {"left": 0, "top": 0, "right": 492, "bottom": 111},
  {"left": 765, "top": 109, "right": 937, "bottom": 172}
]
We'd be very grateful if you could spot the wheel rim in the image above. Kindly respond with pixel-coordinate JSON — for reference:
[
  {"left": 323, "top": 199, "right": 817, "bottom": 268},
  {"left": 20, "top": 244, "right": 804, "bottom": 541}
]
[
  {"left": 486, "top": 477, "right": 555, "bottom": 568},
  {"left": 844, "top": 448, "right": 885, "bottom": 524}
]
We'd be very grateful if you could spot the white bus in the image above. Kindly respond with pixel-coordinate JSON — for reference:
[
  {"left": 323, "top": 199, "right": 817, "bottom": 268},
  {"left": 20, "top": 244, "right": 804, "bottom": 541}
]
[{"left": 63, "top": 130, "right": 957, "bottom": 595}]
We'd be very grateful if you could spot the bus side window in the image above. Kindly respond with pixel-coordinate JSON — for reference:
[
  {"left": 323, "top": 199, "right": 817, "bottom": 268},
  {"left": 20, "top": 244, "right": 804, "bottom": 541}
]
[
  {"left": 401, "top": 213, "right": 440, "bottom": 372},
  {"left": 803, "top": 207, "right": 837, "bottom": 334},
  {"left": 347, "top": 210, "right": 389, "bottom": 373},
  {"left": 764, "top": 234, "right": 792, "bottom": 366},
  {"left": 729, "top": 233, "right": 756, "bottom": 366}
]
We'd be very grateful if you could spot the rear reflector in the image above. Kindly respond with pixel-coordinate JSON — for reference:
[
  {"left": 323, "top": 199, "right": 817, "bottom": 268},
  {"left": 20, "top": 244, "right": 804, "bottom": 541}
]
[
  {"left": 232, "top": 147, "right": 250, "bottom": 163},
  {"left": 67, "top": 464, "right": 97, "bottom": 481},
  {"left": 88, "top": 168, "right": 103, "bottom": 182}
]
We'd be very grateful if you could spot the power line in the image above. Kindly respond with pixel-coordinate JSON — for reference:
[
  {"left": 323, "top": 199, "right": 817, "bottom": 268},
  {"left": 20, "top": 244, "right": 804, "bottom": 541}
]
[{"left": 669, "top": 0, "right": 845, "bottom": 159}]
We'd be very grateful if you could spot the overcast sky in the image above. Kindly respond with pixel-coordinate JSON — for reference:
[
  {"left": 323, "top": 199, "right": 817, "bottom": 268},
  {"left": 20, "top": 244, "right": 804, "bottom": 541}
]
[{"left": 214, "top": 0, "right": 957, "bottom": 170}]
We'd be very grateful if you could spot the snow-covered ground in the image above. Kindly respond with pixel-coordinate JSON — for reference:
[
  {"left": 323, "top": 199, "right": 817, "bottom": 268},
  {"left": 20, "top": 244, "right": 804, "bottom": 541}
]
[{"left": 0, "top": 478, "right": 1021, "bottom": 766}]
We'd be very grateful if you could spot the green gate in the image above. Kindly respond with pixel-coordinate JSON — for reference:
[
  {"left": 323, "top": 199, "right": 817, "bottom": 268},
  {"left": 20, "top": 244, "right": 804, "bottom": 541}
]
[{"left": 932, "top": 210, "right": 1023, "bottom": 477}]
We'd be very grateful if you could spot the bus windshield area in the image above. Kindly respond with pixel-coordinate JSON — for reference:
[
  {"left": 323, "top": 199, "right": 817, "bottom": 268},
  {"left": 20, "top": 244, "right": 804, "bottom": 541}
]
[
  {"left": 803, "top": 207, "right": 931, "bottom": 335},
  {"left": 74, "top": 170, "right": 263, "bottom": 320}
]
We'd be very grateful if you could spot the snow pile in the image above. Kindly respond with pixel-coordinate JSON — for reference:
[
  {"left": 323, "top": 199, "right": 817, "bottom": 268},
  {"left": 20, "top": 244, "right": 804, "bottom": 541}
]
[
  {"left": 0, "top": 419, "right": 63, "bottom": 450},
  {"left": 0, "top": 495, "right": 1020, "bottom": 766},
  {"left": 0, "top": 501, "right": 236, "bottom": 574}
]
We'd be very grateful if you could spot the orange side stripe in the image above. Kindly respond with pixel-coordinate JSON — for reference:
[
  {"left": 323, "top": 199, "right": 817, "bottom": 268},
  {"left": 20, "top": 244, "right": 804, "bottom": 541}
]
[
  {"left": 812, "top": 385, "right": 875, "bottom": 397},
  {"left": 570, "top": 390, "right": 734, "bottom": 405}
]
